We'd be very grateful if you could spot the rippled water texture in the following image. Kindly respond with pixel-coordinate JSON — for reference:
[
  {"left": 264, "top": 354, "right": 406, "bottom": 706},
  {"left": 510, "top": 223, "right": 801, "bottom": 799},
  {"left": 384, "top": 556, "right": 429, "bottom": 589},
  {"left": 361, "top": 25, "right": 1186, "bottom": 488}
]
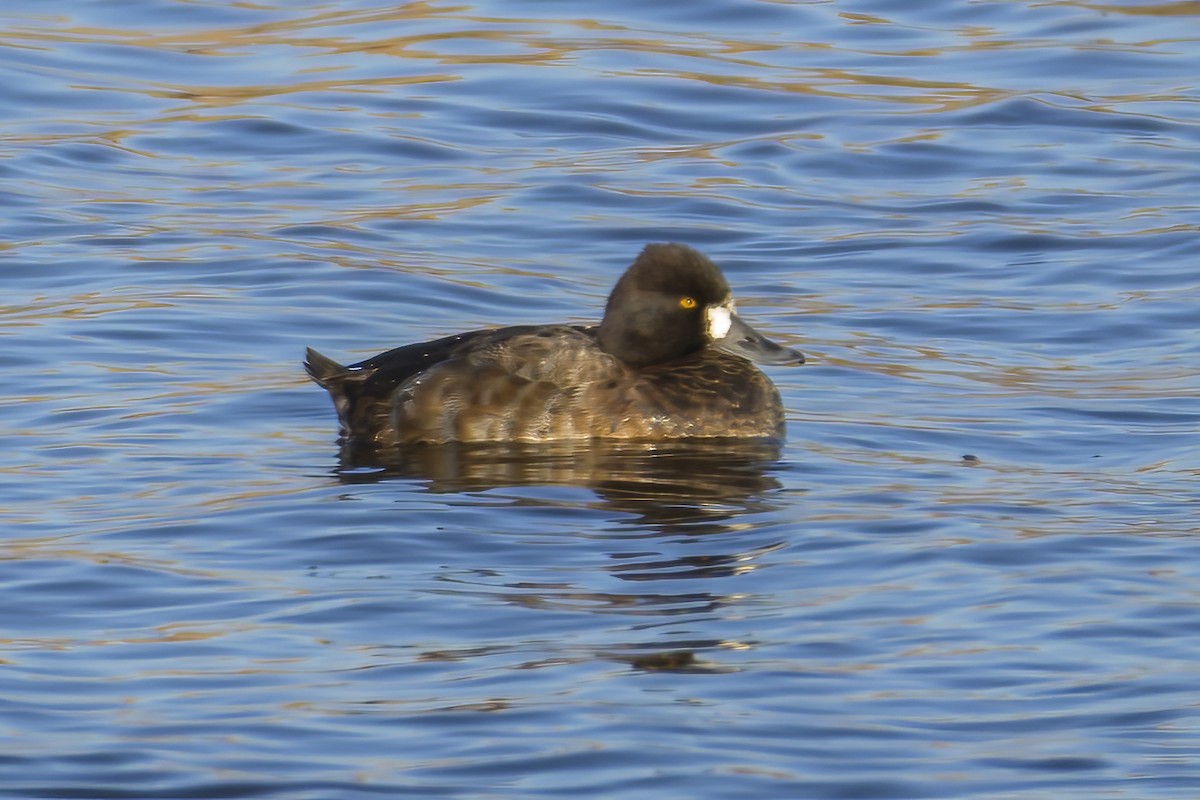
[{"left": 2, "top": 2, "right": 1198, "bottom": 798}]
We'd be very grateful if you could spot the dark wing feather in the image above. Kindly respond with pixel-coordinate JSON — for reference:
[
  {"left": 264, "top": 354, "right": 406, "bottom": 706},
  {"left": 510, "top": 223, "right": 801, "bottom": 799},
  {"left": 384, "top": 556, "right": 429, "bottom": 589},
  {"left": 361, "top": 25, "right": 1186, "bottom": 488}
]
[{"left": 305, "top": 326, "right": 591, "bottom": 444}]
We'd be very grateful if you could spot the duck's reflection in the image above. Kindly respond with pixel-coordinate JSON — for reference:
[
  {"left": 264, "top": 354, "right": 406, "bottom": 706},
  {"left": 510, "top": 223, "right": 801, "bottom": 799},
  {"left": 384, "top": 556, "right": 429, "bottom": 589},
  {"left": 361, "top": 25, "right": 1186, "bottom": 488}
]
[
  {"left": 334, "top": 436, "right": 787, "bottom": 529},
  {"left": 333, "top": 438, "right": 791, "bottom": 670}
]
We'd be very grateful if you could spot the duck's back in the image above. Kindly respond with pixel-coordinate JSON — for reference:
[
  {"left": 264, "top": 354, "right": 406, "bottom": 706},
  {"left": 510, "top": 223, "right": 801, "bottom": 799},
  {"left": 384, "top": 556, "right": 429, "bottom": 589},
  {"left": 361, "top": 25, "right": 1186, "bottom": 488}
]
[{"left": 308, "top": 326, "right": 615, "bottom": 445}]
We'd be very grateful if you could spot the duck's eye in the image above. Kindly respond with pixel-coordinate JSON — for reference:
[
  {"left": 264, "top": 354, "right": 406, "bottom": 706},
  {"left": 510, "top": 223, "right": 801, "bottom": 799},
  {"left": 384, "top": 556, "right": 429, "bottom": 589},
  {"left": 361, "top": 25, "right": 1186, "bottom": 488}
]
[{"left": 679, "top": 296, "right": 697, "bottom": 310}]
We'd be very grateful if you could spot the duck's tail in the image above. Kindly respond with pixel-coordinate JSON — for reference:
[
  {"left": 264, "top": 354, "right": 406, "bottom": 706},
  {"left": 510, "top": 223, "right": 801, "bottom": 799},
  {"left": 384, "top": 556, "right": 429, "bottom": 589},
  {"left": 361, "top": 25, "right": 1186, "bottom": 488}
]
[
  {"left": 304, "top": 347, "right": 363, "bottom": 437},
  {"left": 304, "top": 347, "right": 347, "bottom": 389}
]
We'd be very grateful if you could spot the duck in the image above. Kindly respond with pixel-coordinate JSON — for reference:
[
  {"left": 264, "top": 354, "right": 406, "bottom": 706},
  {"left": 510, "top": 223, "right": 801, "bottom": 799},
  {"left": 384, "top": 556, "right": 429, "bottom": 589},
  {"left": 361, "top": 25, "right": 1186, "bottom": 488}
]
[{"left": 305, "top": 243, "right": 804, "bottom": 446}]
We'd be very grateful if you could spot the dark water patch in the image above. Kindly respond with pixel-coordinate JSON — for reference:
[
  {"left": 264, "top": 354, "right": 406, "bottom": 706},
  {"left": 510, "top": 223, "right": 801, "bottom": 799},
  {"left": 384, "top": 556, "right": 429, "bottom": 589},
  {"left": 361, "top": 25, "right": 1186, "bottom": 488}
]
[
  {"left": 1026, "top": 402, "right": 1200, "bottom": 428},
  {"left": 270, "top": 223, "right": 393, "bottom": 244},
  {"left": 957, "top": 95, "right": 1185, "bottom": 137},
  {"left": 130, "top": 118, "right": 387, "bottom": 159}
]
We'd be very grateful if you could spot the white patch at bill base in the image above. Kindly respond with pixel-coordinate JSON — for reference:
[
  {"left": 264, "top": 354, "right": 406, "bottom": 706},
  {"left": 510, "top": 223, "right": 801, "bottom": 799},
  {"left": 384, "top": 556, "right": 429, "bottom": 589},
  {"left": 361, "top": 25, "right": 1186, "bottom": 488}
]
[{"left": 705, "top": 303, "right": 733, "bottom": 340}]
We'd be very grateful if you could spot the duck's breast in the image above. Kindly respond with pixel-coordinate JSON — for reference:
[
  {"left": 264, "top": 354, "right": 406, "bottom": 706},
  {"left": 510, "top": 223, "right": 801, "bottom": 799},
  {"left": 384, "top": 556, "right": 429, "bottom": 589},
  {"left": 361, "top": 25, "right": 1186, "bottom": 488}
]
[{"left": 600, "top": 352, "right": 785, "bottom": 439}]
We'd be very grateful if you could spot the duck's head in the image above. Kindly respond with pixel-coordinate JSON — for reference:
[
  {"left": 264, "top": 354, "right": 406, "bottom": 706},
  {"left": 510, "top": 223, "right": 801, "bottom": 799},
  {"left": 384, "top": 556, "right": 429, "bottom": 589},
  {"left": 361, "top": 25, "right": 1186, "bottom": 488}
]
[{"left": 596, "top": 243, "right": 805, "bottom": 368}]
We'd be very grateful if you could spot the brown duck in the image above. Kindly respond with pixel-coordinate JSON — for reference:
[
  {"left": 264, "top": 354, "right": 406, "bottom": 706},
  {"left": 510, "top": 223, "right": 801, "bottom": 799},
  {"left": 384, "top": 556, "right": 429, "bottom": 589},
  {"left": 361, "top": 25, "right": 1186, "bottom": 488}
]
[{"left": 305, "top": 243, "right": 804, "bottom": 446}]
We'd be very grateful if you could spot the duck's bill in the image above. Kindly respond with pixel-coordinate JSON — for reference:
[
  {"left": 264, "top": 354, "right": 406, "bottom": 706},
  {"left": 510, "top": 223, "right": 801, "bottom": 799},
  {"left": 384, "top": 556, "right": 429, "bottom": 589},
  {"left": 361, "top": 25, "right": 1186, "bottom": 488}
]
[{"left": 714, "top": 313, "right": 805, "bottom": 365}]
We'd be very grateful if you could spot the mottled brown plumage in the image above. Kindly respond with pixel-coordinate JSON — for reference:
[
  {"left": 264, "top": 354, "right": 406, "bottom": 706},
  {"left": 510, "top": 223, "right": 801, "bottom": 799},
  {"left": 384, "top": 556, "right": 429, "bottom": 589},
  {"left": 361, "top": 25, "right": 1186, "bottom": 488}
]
[{"left": 305, "top": 243, "right": 803, "bottom": 446}]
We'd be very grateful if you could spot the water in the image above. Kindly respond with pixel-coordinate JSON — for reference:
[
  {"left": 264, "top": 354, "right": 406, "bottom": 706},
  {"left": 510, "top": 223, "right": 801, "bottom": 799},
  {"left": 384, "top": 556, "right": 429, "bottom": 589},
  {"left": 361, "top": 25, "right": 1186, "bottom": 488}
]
[{"left": 2, "top": 1, "right": 1198, "bottom": 797}]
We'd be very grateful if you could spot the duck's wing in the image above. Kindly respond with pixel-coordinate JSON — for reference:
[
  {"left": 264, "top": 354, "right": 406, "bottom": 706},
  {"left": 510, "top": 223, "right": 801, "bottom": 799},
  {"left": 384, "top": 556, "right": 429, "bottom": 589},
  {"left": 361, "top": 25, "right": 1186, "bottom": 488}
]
[
  {"left": 305, "top": 329, "right": 500, "bottom": 443},
  {"left": 390, "top": 325, "right": 621, "bottom": 444}
]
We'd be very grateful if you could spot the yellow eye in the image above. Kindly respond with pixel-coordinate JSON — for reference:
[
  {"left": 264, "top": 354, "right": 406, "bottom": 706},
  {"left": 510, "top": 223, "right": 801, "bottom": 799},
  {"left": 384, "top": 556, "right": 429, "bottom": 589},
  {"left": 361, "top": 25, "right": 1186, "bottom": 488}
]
[{"left": 679, "top": 296, "right": 697, "bottom": 310}]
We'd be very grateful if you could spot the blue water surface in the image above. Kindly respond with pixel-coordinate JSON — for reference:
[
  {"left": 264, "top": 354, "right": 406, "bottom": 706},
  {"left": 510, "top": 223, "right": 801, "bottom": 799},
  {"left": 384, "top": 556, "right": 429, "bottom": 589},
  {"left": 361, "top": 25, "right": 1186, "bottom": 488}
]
[{"left": 1, "top": 1, "right": 1198, "bottom": 798}]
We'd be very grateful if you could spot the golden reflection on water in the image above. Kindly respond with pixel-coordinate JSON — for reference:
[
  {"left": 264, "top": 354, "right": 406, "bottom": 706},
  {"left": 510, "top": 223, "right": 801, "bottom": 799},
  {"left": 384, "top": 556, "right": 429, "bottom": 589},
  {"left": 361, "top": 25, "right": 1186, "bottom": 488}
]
[
  {"left": 0, "top": 2, "right": 1059, "bottom": 119},
  {"left": 1072, "top": 1, "right": 1200, "bottom": 16},
  {"left": 1, "top": 289, "right": 232, "bottom": 326},
  {"left": 142, "top": 73, "right": 462, "bottom": 109},
  {"left": 0, "top": 535, "right": 208, "bottom": 577}
]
